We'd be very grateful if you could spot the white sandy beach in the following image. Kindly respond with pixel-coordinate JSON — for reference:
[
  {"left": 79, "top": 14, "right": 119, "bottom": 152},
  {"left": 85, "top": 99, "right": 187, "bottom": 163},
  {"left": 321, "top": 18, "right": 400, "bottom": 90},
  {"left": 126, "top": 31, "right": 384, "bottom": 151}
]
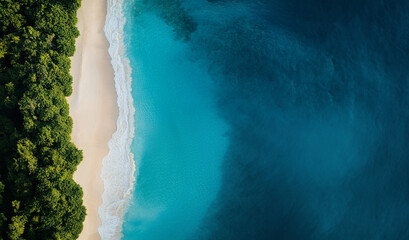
[{"left": 68, "top": 0, "right": 118, "bottom": 239}]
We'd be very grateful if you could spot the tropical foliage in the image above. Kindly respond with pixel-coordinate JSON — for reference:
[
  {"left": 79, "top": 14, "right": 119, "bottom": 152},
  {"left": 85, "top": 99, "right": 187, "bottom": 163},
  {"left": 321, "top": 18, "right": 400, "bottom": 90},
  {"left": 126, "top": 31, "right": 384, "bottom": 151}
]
[{"left": 0, "top": 0, "right": 85, "bottom": 239}]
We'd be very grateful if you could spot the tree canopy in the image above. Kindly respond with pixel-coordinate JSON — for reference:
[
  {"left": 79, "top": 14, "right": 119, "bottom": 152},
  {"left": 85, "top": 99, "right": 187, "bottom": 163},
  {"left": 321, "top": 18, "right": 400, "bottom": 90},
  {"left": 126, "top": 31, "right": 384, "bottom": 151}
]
[{"left": 0, "top": 0, "right": 85, "bottom": 239}]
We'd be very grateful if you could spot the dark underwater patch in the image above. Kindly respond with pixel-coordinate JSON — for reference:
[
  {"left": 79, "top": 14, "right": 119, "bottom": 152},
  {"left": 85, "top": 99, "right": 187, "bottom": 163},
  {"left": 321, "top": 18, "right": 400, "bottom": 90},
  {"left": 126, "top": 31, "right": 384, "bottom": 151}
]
[{"left": 141, "top": 0, "right": 197, "bottom": 41}]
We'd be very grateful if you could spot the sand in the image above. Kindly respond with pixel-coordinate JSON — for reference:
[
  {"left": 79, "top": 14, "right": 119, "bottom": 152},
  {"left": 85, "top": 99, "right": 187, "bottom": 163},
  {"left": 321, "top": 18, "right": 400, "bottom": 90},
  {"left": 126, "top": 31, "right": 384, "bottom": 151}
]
[{"left": 68, "top": 0, "right": 118, "bottom": 239}]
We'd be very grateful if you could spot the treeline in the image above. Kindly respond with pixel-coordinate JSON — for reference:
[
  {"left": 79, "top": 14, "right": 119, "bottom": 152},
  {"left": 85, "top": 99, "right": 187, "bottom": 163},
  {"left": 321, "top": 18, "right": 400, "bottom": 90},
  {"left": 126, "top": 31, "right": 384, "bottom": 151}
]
[{"left": 0, "top": 0, "right": 85, "bottom": 239}]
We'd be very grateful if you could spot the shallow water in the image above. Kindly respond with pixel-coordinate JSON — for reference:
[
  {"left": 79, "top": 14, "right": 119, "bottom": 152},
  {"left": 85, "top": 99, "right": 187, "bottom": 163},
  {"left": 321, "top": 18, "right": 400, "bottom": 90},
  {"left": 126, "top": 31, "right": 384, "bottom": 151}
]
[
  {"left": 121, "top": 6, "right": 228, "bottom": 239},
  {"left": 118, "top": 0, "right": 409, "bottom": 239}
]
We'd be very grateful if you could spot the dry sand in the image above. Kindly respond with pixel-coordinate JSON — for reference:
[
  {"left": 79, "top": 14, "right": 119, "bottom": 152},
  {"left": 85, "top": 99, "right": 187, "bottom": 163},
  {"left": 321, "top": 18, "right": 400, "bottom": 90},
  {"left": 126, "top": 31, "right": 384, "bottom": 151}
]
[{"left": 68, "top": 0, "right": 118, "bottom": 239}]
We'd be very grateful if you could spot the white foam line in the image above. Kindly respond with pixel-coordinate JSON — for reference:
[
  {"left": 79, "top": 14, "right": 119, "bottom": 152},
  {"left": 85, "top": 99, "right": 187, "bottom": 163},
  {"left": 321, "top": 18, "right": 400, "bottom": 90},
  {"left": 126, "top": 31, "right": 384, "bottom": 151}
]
[{"left": 98, "top": 0, "right": 136, "bottom": 239}]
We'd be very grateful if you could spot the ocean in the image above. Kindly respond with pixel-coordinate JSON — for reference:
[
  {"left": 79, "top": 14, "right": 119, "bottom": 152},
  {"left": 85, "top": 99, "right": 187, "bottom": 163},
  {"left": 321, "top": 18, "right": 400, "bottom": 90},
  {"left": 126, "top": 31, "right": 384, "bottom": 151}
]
[{"left": 102, "top": 0, "right": 409, "bottom": 239}]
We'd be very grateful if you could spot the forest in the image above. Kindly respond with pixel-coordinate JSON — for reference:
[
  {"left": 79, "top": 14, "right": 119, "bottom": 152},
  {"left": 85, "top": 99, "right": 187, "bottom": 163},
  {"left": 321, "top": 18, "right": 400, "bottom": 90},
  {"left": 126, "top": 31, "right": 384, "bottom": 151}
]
[{"left": 0, "top": 0, "right": 85, "bottom": 239}]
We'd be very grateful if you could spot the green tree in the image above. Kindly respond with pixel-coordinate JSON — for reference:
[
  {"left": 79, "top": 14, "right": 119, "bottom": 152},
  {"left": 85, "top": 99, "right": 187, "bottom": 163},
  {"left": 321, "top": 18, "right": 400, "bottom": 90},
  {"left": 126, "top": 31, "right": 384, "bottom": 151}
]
[{"left": 0, "top": 1, "right": 85, "bottom": 239}]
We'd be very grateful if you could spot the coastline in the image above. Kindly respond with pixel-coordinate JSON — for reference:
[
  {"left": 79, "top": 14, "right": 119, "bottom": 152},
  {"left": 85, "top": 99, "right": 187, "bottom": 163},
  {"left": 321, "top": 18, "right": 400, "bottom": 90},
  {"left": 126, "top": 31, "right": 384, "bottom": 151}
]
[
  {"left": 68, "top": 0, "right": 118, "bottom": 239},
  {"left": 99, "top": 0, "right": 136, "bottom": 238}
]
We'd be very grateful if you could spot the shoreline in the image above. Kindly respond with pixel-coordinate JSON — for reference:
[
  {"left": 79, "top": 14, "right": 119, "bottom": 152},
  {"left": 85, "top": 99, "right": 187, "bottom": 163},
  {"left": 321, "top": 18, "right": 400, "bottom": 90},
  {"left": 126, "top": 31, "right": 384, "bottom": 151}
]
[
  {"left": 68, "top": 0, "right": 118, "bottom": 239},
  {"left": 99, "top": 0, "right": 136, "bottom": 238}
]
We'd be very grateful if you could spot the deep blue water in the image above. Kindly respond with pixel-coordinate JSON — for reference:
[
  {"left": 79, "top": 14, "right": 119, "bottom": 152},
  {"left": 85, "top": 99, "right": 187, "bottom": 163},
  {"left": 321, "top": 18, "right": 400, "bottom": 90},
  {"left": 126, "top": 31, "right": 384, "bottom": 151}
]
[{"left": 122, "top": 0, "right": 409, "bottom": 239}]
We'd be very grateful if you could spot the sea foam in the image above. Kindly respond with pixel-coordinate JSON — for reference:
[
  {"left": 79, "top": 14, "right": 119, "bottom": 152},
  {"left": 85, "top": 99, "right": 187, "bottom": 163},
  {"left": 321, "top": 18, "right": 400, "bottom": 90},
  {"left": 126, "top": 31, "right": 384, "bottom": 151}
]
[{"left": 98, "top": 0, "right": 136, "bottom": 239}]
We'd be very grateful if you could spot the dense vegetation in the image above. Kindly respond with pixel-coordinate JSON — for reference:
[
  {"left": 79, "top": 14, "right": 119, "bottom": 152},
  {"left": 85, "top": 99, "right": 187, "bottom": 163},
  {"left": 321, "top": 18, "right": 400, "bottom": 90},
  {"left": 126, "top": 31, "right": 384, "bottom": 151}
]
[{"left": 0, "top": 0, "right": 85, "bottom": 239}]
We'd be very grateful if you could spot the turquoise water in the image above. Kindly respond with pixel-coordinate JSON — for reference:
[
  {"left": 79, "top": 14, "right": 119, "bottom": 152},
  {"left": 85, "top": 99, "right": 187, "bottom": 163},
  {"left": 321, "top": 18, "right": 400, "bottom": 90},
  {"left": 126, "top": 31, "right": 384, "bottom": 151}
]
[
  {"left": 121, "top": 5, "right": 228, "bottom": 240},
  {"left": 118, "top": 0, "right": 409, "bottom": 239}
]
